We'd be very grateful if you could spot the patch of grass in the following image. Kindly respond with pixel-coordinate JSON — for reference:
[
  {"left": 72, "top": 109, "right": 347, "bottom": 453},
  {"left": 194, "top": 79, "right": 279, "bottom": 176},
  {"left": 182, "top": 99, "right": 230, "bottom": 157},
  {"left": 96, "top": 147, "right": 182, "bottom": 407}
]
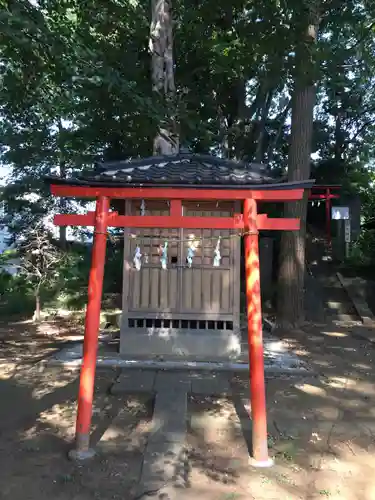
[
  {"left": 267, "top": 433, "right": 276, "bottom": 447},
  {"left": 260, "top": 474, "right": 272, "bottom": 484},
  {"left": 275, "top": 472, "right": 295, "bottom": 486},
  {"left": 221, "top": 494, "right": 242, "bottom": 500},
  {"left": 273, "top": 439, "right": 298, "bottom": 463}
]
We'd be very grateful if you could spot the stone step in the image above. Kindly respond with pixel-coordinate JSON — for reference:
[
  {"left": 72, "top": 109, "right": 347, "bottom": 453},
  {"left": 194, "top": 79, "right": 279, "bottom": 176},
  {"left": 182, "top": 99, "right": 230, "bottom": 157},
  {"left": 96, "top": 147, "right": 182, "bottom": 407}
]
[{"left": 135, "top": 373, "right": 189, "bottom": 498}]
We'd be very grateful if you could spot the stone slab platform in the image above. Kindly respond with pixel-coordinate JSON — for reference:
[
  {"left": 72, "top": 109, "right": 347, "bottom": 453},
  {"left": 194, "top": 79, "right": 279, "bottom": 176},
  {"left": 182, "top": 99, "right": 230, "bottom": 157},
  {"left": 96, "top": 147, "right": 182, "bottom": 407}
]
[
  {"left": 135, "top": 373, "right": 189, "bottom": 499},
  {"left": 110, "top": 370, "right": 156, "bottom": 395},
  {"left": 96, "top": 403, "right": 148, "bottom": 456},
  {"left": 110, "top": 370, "right": 232, "bottom": 397},
  {"left": 190, "top": 372, "right": 231, "bottom": 396},
  {"left": 337, "top": 272, "right": 375, "bottom": 326},
  {"left": 104, "top": 371, "right": 254, "bottom": 498},
  {"left": 48, "top": 332, "right": 311, "bottom": 375}
]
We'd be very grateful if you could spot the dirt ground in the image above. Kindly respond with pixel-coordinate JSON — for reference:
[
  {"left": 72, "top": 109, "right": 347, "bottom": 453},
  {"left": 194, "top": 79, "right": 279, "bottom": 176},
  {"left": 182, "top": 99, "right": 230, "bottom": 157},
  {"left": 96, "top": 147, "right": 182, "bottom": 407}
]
[
  {"left": 0, "top": 319, "right": 151, "bottom": 500},
  {"left": 187, "top": 323, "right": 375, "bottom": 499},
  {"left": 1, "top": 318, "right": 375, "bottom": 499}
]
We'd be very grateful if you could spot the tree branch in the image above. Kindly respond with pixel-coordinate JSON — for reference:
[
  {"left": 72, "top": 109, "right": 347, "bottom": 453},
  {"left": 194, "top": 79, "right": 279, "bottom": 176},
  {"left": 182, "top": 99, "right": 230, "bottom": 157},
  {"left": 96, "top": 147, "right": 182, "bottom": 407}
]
[{"left": 267, "top": 99, "right": 292, "bottom": 165}]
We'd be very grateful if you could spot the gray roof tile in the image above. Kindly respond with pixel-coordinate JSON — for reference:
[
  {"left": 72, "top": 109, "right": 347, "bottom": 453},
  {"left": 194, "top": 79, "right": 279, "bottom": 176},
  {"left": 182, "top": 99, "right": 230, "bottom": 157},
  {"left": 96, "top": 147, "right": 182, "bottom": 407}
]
[
  {"left": 44, "top": 153, "right": 315, "bottom": 191},
  {"left": 94, "top": 154, "right": 279, "bottom": 186}
]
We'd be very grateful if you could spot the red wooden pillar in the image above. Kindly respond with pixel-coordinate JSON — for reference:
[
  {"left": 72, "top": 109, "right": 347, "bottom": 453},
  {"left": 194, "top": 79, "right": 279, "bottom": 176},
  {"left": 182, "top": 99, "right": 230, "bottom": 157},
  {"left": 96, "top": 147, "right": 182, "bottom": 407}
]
[
  {"left": 243, "top": 198, "right": 273, "bottom": 467},
  {"left": 325, "top": 188, "right": 331, "bottom": 247},
  {"left": 69, "top": 195, "right": 110, "bottom": 460}
]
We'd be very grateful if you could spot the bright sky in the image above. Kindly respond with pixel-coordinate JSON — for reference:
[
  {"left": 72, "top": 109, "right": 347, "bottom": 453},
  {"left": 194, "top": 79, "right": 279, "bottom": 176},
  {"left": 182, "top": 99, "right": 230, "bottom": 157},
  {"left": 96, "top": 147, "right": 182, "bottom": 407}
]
[{"left": 0, "top": 165, "right": 10, "bottom": 187}]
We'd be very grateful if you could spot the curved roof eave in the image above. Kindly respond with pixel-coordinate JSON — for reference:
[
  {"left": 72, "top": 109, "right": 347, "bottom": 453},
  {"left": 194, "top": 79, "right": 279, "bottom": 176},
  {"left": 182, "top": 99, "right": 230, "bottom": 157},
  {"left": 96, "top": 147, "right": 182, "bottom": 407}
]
[{"left": 44, "top": 175, "right": 315, "bottom": 191}]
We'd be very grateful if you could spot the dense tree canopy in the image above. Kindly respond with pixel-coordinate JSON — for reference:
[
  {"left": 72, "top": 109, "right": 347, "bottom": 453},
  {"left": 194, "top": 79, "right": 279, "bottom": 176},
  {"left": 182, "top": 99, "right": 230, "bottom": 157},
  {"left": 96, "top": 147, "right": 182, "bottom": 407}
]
[
  {"left": 1, "top": 1, "right": 374, "bottom": 168},
  {"left": 1, "top": 0, "right": 375, "bottom": 322}
]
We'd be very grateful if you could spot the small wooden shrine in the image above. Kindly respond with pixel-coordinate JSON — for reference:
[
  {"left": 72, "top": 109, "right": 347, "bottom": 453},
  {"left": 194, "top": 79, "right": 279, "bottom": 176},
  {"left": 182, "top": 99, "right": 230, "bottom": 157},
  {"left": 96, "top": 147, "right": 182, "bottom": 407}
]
[
  {"left": 121, "top": 194, "right": 242, "bottom": 358},
  {"left": 45, "top": 152, "right": 313, "bottom": 464},
  {"left": 50, "top": 154, "right": 312, "bottom": 358}
]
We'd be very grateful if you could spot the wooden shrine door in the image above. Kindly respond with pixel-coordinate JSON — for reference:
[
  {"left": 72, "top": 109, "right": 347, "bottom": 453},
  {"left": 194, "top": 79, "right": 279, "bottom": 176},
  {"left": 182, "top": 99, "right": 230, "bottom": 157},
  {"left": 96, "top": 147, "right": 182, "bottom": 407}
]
[
  {"left": 178, "top": 201, "right": 239, "bottom": 319},
  {"left": 126, "top": 226, "right": 181, "bottom": 314},
  {"left": 122, "top": 200, "right": 240, "bottom": 327}
]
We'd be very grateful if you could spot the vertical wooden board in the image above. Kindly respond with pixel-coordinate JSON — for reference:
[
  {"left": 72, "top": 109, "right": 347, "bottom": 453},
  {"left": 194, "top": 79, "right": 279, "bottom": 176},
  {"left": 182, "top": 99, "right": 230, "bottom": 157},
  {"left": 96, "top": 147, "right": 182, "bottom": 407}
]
[
  {"left": 232, "top": 201, "right": 242, "bottom": 329},
  {"left": 150, "top": 268, "right": 160, "bottom": 308},
  {"left": 140, "top": 268, "right": 150, "bottom": 308},
  {"left": 221, "top": 270, "right": 231, "bottom": 312},
  {"left": 122, "top": 200, "right": 132, "bottom": 315},
  {"left": 221, "top": 232, "right": 231, "bottom": 266},
  {"left": 142, "top": 232, "right": 151, "bottom": 264},
  {"left": 192, "top": 269, "right": 202, "bottom": 310},
  {"left": 169, "top": 227, "right": 179, "bottom": 263},
  {"left": 150, "top": 229, "right": 156, "bottom": 265},
  {"left": 197, "top": 228, "right": 203, "bottom": 265},
  {"left": 206, "top": 241, "right": 217, "bottom": 266},
  {"left": 202, "top": 222, "right": 211, "bottom": 266},
  {"left": 131, "top": 270, "right": 141, "bottom": 309},
  {"left": 183, "top": 270, "right": 193, "bottom": 310},
  {"left": 122, "top": 265, "right": 130, "bottom": 314},
  {"left": 202, "top": 269, "right": 212, "bottom": 312},
  {"left": 177, "top": 227, "right": 183, "bottom": 310},
  {"left": 122, "top": 233, "right": 131, "bottom": 314},
  {"left": 211, "top": 270, "right": 222, "bottom": 313},
  {"left": 213, "top": 229, "right": 219, "bottom": 243},
  {"left": 159, "top": 268, "right": 168, "bottom": 310},
  {"left": 168, "top": 268, "right": 178, "bottom": 310}
]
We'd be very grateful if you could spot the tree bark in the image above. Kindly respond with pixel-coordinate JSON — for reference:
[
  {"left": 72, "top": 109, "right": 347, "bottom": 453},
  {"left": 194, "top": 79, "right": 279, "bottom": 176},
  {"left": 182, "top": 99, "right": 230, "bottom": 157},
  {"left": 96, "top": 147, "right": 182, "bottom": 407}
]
[
  {"left": 150, "top": 0, "right": 179, "bottom": 154},
  {"left": 334, "top": 109, "right": 345, "bottom": 162},
  {"left": 58, "top": 119, "right": 67, "bottom": 247},
  {"left": 277, "top": 14, "right": 321, "bottom": 329},
  {"left": 255, "top": 90, "right": 273, "bottom": 163},
  {"left": 267, "top": 99, "right": 291, "bottom": 165},
  {"left": 218, "top": 105, "right": 229, "bottom": 158},
  {"left": 33, "top": 290, "right": 41, "bottom": 322},
  {"left": 59, "top": 162, "right": 67, "bottom": 248}
]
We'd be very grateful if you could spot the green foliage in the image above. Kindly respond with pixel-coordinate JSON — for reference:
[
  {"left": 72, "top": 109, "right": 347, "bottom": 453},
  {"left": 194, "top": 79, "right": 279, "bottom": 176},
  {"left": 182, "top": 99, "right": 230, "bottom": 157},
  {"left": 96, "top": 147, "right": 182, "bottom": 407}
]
[
  {"left": 0, "top": 238, "right": 123, "bottom": 317},
  {"left": 347, "top": 230, "right": 375, "bottom": 267},
  {"left": 2, "top": 0, "right": 375, "bottom": 172},
  {"left": 0, "top": 269, "right": 35, "bottom": 316},
  {"left": 0, "top": 224, "right": 69, "bottom": 318},
  {"left": 1, "top": 0, "right": 375, "bottom": 318}
]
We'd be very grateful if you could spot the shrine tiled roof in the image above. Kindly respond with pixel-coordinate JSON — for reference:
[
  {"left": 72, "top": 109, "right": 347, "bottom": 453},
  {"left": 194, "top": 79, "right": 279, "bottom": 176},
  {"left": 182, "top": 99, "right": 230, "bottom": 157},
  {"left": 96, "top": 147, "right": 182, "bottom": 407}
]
[
  {"left": 45, "top": 153, "right": 315, "bottom": 190},
  {"left": 95, "top": 154, "right": 278, "bottom": 186}
]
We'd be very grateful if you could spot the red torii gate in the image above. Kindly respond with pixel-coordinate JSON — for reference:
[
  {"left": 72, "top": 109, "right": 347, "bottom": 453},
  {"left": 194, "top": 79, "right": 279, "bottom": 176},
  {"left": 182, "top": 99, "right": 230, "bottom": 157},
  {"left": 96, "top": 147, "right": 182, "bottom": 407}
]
[
  {"left": 49, "top": 181, "right": 312, "bottom": 466},
  {"left": 308, "top": 185, "right": 341, "bottom": 246}
]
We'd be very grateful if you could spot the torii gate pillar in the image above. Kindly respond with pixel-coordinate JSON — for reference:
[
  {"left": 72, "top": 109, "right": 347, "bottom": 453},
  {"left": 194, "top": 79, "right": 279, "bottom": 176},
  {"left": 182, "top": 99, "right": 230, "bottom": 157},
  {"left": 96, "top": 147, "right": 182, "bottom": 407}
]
[{"left": 68, "top": 195, "right": 110, "bottom": 460}]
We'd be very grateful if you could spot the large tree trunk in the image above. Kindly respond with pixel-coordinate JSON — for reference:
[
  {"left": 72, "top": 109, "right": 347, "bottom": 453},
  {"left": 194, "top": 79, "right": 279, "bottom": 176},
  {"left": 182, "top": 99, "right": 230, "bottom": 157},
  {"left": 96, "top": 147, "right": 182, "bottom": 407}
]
[
  {"left": 334, "top": 109, "right": 345, "bottom": 162},
  {"left": 277, "top": 85, "right": 316, "bottom": 327},
  {"left": 59, "top": 161, "right": 67, "bottom": 248},
  {"left": 58, "top": 120, "right": 67, "bottom": 247},
  {"left": 150, "top": 0, "right": 179, "bottom": 154},
  {"left": 266, "top": 99, "right": 291, "bottom": 165},
  {"left": 277, "top": 14, "right": 321, "bottom": 329},
  {"left": 33, "top": 288, "right": 42, "bottom": 322},
  {"left": 254, "top": 89, "right": 273, "bottom": 163}
]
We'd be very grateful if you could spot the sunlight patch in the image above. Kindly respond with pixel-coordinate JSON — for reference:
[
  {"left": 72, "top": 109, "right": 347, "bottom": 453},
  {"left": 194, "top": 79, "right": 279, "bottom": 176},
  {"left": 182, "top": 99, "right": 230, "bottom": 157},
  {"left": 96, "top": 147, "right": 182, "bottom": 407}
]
[
  {"left": 326, "top": 376, "right": 355, "bottom": 389},
  {"left": 295, "top": 383, "right": 327, "bottom": 397},
  {"left": 321, "top": 330, "right": 348, "bottom": 338}
]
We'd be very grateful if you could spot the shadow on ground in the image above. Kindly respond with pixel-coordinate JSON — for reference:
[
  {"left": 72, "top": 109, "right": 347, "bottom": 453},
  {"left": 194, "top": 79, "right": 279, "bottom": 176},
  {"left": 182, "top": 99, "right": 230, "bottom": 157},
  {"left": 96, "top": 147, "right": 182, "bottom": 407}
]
[
  {"left": 2, "top": 318, "right": 375, "bottom": 499},
  {"left": 0, "top": 319, "right": 151, "bottom": 500},
  {"left": 185, "top": 322, "right": 375, "bottom": 499}
]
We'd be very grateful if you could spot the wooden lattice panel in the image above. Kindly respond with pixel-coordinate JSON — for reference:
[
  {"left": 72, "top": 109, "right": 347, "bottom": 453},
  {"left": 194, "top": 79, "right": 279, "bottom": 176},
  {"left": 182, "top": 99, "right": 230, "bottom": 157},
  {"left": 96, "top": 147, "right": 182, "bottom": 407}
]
[
  {"left": 124, "top": 199, "right": 240, "bottom": 317},
  {"left": 182, "top": 201, "right": 236, "bottom": 268},
  {"left": 128, "top": 200, "right": 178, "bottom": 266},
  {"left": 130, "top": 199, "right": 170, "bottom": 216},
  {"left": 128, "top": 228, "right": 179, "bottom": 266}
]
